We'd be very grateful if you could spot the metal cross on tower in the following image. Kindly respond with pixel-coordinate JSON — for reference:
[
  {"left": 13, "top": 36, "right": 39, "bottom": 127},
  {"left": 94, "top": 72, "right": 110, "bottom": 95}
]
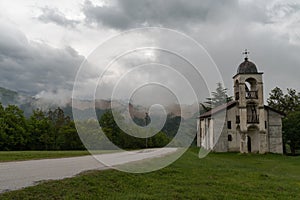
[{"left": 243, "top": 49, "right": 250, "bottom": 58}]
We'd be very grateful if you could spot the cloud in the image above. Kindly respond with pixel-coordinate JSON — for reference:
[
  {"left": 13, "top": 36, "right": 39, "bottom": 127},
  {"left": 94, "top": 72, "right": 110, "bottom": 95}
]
[
  {"left": 82, "top": 0, "right": 240, "bottom": 29},
  {"left": 37, "top": 7, "right": 80, "bottom": 28},
  {"left": 0, "top": 19, "right": 84, "bottom": 96},
  {"left": 33, "top": 88, "right": 72, "bottom": 109},
  {"left": 81, "top": 0, "right": 299, "bottom": 35},
  {"left": 76, "top": 0, "right": 300, "bottom": 102},
  {"left": 1, "top": 0, "right": 300, "bottom": 106}
]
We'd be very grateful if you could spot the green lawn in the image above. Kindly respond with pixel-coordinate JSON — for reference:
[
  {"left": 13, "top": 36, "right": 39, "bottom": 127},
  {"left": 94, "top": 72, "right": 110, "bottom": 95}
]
[
  {"left": 0, "top": 151, "right": 90, "bottom": 162},
  {"left": 1, "top": 148, "right": 300, "bottom": 199}
]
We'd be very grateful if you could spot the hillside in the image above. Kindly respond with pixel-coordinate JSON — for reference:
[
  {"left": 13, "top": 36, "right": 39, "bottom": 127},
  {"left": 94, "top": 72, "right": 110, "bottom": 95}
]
[{"left": 0, "top": 87, "right": 21, "bottom": 106}]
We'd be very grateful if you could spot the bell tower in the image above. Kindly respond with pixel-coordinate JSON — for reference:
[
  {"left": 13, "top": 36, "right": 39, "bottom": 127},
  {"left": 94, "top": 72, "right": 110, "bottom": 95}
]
[{"left": 233, "top": 50, "right": 267, "bottom": 153}]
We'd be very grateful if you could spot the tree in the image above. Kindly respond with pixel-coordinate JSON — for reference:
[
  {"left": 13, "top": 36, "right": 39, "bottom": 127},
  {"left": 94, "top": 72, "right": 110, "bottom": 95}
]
[
  {"left": 2, "top": 105, "right": 28, "bottom": 150},
  {"left": 268, "top": 87, "right": 300, "bottom": 115},
  {"left": 0, "top": 103, "right": 8, "bottom": 150},
  {"left": 283, "top": 109, "right": 300, "bottom": 155},
  {"left": 27, "top": 109, "right": 52, "bottom": 150},
  {"left": 99, "top": 110, "right": 170, "bottom": 149},
  {"left": 162, "top": 113, "right": 181, "bottom": 138},
  {"left": 47, "top": 107, "right": 72, "bottom": 150},
  {"left": 76, "top": 119, "right": 109, "bottom": 150},
  {"left": 202, "top": 82, "right": 233, "bottom": 111},
  {"left": 99, "top": 110, "right": 124, "bottom": 147},
  {"left": 0, "top": 102, "right": 84, "bottom": 150},
  {"left": 57, "top": 121, "right": 84, "bottom": 150},
  {"left": 151, "top": 131, "right": 170, "bottom": 147}
]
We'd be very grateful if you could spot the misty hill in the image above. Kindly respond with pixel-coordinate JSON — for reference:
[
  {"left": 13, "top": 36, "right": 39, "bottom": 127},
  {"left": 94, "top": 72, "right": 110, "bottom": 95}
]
[
  {"left": 0, "top": 87, "right": 35, "bottom": 116},
  {"left": 0, "top": 87, "right": 24, "bottom": 106},
  {"left": 0, "top": 87, "right": 200, "bottom": 120}
]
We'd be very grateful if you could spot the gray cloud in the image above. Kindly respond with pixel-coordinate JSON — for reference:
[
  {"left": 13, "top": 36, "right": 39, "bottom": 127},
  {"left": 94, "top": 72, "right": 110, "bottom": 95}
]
[
  {"left": 82, "top": 0, "right": 241, "bottom": 29},
  {"left": 38, "top": 7, "right": 80, "bottom": 28},
  {"left": 1, "top": 0, "right": 300, "bottom": 106},
  {"left": 80, "top": 0, "right": 300, "bottom": 101},
  {"left": 0, "top": 20, "right": 84, "bottom": 96}
]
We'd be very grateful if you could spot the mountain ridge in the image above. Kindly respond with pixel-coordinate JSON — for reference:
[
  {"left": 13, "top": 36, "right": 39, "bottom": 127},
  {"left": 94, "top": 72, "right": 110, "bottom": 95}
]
[{"left": 0, "top": 87, "right": 199, "bottom": 119}]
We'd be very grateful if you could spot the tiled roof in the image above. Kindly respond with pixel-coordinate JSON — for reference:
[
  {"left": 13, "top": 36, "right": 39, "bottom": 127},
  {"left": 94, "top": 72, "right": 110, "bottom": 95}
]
[
  {"left": 199, "top": 101, "right": 285, "bottom": 119},
  {"left": 200, "top": 101, "right": 237, "bottom": 118},
  {"left": 264, "top": 105, "right": 285, "bottom": 116}
]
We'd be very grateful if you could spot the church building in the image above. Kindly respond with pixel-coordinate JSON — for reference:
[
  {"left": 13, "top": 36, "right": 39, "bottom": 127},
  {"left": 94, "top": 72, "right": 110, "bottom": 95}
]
[{"left": 197, "top": 52, "right": 284, "bottom": 154}]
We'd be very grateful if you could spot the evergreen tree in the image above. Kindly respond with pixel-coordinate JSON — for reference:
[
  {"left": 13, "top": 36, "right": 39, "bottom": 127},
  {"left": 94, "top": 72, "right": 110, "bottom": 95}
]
[{"left": 202, "top": 82, "right": 233, "bottom": 111}]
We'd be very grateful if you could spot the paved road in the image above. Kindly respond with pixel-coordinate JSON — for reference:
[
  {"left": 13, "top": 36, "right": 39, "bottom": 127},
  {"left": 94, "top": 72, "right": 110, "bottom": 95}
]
[{"left": 0, "top": 148, "right": 177, "bottom": 193}]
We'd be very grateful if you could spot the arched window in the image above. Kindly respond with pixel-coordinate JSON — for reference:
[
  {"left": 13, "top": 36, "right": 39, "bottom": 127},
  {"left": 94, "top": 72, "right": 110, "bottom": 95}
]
[
  {"left": 228, "top": 134, "right": 232, "bottom": 141},
  {"left": 245, "top": 78, "right": 258, "bottom": 99}
]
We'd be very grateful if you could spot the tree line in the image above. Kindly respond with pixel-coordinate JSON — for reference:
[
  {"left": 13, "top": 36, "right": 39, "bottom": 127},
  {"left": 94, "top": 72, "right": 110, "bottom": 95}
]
[
  {"left": 0, "top": 103, "right": 172, "bottom": 151},
  {"left": 0, "top": 104, "right": 83, "bottom": 150},
  {"left": 98, "top": 111, "right": 170, "bottom": 149}
]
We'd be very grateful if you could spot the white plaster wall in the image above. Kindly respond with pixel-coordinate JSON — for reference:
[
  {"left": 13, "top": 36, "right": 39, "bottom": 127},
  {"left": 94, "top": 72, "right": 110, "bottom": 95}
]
[
  {"left": 227, "top": 106, "right": 240, "bottom": 152},
  {"left": 267, "top": 109, "right": 283, "bottom": 154},
  {"left": 211, "top": 110, "right": 229, "bottom": 152}
]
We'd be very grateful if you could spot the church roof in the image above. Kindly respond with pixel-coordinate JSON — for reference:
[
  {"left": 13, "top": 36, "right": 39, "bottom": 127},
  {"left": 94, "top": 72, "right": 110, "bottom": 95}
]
[
  {"left": 200, "top": 101, "right": 237, "bottom": 118},
  {"left": 264, "top": 105, "right": 285, "bottom": 116},
  {"left": 199, "top": 101, "right": 285, "bottom": 119},
  {"left": 237, "top": 57, "right": 258, "bottom": 74}
]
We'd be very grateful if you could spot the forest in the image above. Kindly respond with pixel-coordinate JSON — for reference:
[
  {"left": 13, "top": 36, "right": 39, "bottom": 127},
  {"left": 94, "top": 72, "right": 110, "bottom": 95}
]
[{"left": 0, "top": 103, "right": 175, "bottom": 151}]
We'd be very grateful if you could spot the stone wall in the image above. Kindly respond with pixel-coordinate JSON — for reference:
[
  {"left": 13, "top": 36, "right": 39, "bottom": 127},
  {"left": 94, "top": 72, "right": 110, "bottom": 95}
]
[
  {"left": 213, "top": 123, "right": 228, "bottom": 152},
  {"left": 227, "top": 106, "right": 240, "bottom": 152},
  {"left": 267, "top": 109, "right": 283, "bottom": 154}
]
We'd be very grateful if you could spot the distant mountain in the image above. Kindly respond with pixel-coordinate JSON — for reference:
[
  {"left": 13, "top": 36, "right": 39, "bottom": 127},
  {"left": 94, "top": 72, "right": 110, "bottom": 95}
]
[
  {"left": 0, "top": 87, "right": 200, "bottom": 120},
  {"left": 0, "top": 87, "right": 21, "bottom": 106},
  {"left": 0, "top": 87, "right": 35, "bottom": 116}
]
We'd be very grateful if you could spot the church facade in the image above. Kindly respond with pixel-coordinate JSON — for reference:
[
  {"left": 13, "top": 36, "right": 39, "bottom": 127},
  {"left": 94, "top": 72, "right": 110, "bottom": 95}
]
[{"left": 197, "top": 55, "right": 284, "bottom": 154}]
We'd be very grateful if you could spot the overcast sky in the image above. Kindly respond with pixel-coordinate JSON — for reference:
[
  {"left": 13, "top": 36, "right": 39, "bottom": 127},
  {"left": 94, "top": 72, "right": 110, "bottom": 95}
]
[{"left": 0, "top": 0, "right": 299, "bottom": 105}]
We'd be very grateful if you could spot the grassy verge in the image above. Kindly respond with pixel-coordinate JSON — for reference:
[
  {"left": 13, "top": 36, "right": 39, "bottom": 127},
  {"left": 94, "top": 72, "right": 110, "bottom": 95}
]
[
  {"left": 1, "top": 148, "right": 300, "bottom": 199},
  {"left": 0, "top": 151, "right": 90, "bottom": 162}
]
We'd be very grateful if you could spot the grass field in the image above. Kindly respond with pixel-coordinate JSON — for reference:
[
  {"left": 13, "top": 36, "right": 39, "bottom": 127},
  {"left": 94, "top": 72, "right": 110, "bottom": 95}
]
[
  {"left": 0, "top": 151, "right": 90, "bottom": 162},
  {"left": 1, "top": 148, "right": 300, "bottom": 199}
]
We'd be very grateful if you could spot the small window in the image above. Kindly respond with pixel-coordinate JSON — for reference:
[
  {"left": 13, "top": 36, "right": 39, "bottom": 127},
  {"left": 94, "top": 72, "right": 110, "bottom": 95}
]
[
  {"left": 236, "top": 116, "right": 240, "bottom": 124},
  {"left": 228, "top": 134, "right": 232, "bottom": 141},
  {"left": 265, "top": 121, "right": 267, "bottom": 129},
  {"left": 227, "top": 121, "right": 232, "bottom": 129}
]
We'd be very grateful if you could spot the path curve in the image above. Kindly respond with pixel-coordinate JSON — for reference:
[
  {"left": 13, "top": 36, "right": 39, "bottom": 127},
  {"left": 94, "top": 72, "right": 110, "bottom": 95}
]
[{"left": 0, "top": 148, "right": 177, "bottom": 193}]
